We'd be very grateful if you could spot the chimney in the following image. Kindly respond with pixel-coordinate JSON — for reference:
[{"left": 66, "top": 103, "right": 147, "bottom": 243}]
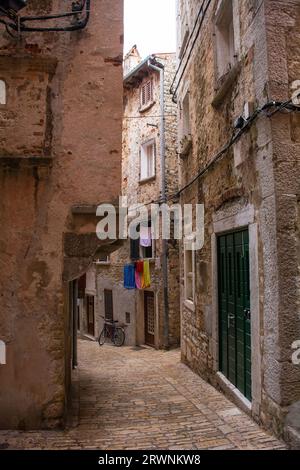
[{"left": 124, "top": 45, "right": 141, "bottom": 76}]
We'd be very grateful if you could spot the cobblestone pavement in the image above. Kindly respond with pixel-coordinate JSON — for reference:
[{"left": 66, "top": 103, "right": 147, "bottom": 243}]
[{"left": 0, "top": 339, "right": 286, "bottom": 450}]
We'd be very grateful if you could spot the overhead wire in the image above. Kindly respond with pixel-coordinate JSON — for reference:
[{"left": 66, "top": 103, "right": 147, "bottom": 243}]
[
  {"left": 170, "top": 0, "right": 212, "bottom": 99},
  {"left": 127, "top": 99, "right": 300, "bottom": 215}
]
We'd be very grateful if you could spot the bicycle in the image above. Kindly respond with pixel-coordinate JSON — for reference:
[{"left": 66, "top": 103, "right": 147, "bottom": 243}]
[{"left": 98, "top": 316, "right": 125, "bottom": 347}]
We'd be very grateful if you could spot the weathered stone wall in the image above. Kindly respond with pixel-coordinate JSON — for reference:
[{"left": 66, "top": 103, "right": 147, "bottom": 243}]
[
  {"left": 177, "top": 0, "right": 300, "bottom": 443},
  {"left": 0, "top": 0, "right": 123, "bottom": 429}
]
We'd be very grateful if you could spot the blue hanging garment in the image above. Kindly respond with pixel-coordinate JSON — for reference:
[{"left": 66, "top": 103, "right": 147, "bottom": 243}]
[{"left": 124, "top": 264, "right": 136, "bottom": 289}]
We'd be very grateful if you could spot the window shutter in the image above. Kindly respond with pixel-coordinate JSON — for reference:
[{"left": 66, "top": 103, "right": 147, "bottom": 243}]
[
  {"left": 146, "top": 80, "right": 151, "bottom": 103},
  {"left": 141, "top": 84, "right": 146, "bottom": 106},
  {"left": 141, "top": 80, "right": 152, "bottom": 107}
]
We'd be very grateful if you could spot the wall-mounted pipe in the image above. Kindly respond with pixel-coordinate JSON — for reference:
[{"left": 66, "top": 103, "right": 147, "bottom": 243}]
[{"left": 148, "top": 57, "right": 169, "bottom": 350}]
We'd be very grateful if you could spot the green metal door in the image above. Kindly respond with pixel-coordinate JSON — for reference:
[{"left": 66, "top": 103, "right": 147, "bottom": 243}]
[{"left": 218, "top": 229, "right": 251, "bottom": 400}]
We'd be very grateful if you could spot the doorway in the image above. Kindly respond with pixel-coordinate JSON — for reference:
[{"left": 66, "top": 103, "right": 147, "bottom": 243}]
[
  {"left": 86, "top": 295, "right": 95, "bottom": 336},
  {"left": 104, "top": 289, "right": 114, "bottom": 321},
  {"left": 144, "top": 291, "right": 155, "bottom": 347},
  {"left": 218, "top": 229, "right": 251, "bottom": 401}
]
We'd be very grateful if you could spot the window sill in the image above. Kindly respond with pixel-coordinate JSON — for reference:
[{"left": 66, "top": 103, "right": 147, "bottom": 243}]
[
  {"left": 179, "top": 135, "right": 193, "bottom": 159},
  {"left": 139, "top": 100, "right": 156, "bottom": 113},
  {"left": 139, "top": 175, "right": 156, "bottom": 185},
  {"left": 212, "top": 61, "right": 241, "bottom": 108},
  {"left": 95, "top": 261, "right": 111, "bottom": 266},
  {"left": 184, "top": 299, "right": 195, "bottom": 312}
]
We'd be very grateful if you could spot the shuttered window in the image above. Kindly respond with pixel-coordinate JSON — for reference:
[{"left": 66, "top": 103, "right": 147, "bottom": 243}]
[{"left": 141, "top": 79, "right": 153, "bottom": 107}]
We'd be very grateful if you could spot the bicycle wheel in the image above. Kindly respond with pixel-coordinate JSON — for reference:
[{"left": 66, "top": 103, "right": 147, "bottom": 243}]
[
  {"left": 98, "top": 327, "right": 106, "bottom": 346},
  {"left": 113, "top": 327, "right": 125, "bottom": 347}
]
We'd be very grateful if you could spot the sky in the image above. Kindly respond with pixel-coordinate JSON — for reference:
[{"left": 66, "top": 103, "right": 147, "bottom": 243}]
[{"left": 124, "top": 0, "right": 176, "bottom": 59}]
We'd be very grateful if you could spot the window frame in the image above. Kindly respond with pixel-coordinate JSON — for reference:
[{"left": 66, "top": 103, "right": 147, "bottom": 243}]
[
  {"left": 129, "top": 221, "right": 155, "bottom": 261},
  {"left": 214, "top": 0, "right": 236, "bottom": 81},
  {"left": 184, "top": 247, "right": 196, "bottom": 307},
  {"left": 140, "top": 78, "right": 153, "bottom": 109},
  {"left": 95, "top": 254, "right": 110, "bottom": 265},
  {"left": 140, "top": 139, "right": 156, "bottom": 182}
]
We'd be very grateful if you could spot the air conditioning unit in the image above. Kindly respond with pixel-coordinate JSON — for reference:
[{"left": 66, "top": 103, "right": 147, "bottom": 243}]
[{"left": 0, "top": 0, "right": 27, "bottom": 13}]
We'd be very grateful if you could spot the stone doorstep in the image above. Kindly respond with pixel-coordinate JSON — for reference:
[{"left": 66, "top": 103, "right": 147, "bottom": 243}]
[
  {"left": 216, "top": 372, "right": 252, "bottom": 417},
  {"left": 79, "top": 333, "right": 96, "bottom": 342}
]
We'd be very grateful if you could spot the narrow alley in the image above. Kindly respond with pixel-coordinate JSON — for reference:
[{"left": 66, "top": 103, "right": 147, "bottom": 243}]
[{"left": 0, "top": 340, "right": 286, "bottom": 450}]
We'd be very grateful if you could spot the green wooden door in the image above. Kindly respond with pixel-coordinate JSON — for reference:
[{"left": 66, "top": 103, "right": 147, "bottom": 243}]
[{"left": 218, "top": 230, "right": 252, "bottom": 400}]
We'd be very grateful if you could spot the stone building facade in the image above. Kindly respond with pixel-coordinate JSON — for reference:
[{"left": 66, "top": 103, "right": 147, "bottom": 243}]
[
  {"left": 175, "top": 0, "right": 300, "bottom": 446},
  {"left": 0, "top": 0, "right": 123, "bottom": 429},
  {"left": 79, "top": 49, "right": 180, "bottom": 349}
]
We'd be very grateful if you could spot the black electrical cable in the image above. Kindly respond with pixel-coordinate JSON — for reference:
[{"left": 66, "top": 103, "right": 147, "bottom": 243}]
[
  {"left": 170, "top": 0, "right": 211, "bottom": 99},
  {"left": 170, "top": 0, "right": 210, "bottom": 96},
  {"left": 128, "top": 99, "right": 299, "bottom": 215},
  {"left": 0, "top": 0, "right": 90, "bottom": 33},
  {"left": 20, "top": 1, "right": 87, "bottom": 22}
]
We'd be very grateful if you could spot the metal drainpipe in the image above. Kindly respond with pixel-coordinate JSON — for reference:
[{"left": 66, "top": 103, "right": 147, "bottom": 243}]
[{"left": 148, "top": 58, "right": 169, "bottom": 350}]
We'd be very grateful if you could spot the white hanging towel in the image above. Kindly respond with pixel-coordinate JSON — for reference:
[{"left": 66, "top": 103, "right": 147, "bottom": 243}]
[{"left": 140, "top": 226, "right": 152, "bottom": 247}]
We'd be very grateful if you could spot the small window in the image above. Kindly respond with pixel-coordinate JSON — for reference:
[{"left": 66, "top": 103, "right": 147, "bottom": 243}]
[
  {"left": 182, "top": 90, "right": 191, "bottom": 137},
  {"left": 96, "top": 254, "right": 110, "bottom": 264},
  {"left": 184, "top": 249, "right": 195, "bottom": 304},
  {"left": 141, "top": 79, "right": 153, "bottom": 107},
  {"left": 125, "top": 312, "right": 131, "bottom": 324},
  {"left": 215, "top": 0, "right": 235, "bottom": 79},
  {"left": 0, "top": 80, "right": 6, "bottom": 105},
  {"left": 179, "top": 25, "right": 189, "bottom": 59},
  {"left": 140, "top": 140, "right": 155, "bottom": 181},
  {"left": 140, "top": 220, "right": 154, "bottom": 259},
  {"left": 129, "top": 222, "right": 154, "bottom": 260}
]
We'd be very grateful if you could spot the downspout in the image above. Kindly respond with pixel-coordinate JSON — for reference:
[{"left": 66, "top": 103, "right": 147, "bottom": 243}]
[{"left": 148, "top": 57, "right": 169, "bottom": 349}]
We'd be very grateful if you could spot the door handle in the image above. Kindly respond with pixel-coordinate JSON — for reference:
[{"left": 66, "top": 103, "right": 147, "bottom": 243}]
[
  {"left": 244, "top": 308, "right": 251, "bottom": 321},
  {"left": 227, "top": 314, "right": 235, "bottom": 329}
]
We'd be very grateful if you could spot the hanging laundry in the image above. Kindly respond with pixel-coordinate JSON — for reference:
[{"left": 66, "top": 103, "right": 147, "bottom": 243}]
[
  {"left": 136, "top": 260, "right": 144, "bottom": 273},
  {"left": 124, "top": 264, "right": 136, "bottom": 289},
  {"left": 140, "top": 225, "right": 152, "bottom": 248},
  {"left": 135, "top": 261, "right": 143, "bottom": 289},
  {"left": 142, "top": 260, "right": 151, "bottom": 288},
  {"left": 135, "top": 269, "right": 142, "bottom": 289}
]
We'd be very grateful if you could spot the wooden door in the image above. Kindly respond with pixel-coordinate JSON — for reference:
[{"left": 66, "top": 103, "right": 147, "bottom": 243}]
[
  {"left": 144, "top": 291, "right": 155, "bottom": 347},
  {"left": 86, "top": 295, "right": 95, "bottom": 336},
  {"left": 104, "top": 289, "right": 113, "bottom": 321},
  {"left": 218, "top": 229, "right": 252, "bottom": 400}
]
